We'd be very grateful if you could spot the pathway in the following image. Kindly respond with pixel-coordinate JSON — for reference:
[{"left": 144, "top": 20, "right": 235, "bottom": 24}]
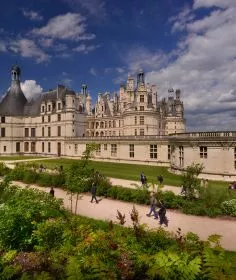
[{"left": 13, "top": 180, "right": 236, "bottom": 251}]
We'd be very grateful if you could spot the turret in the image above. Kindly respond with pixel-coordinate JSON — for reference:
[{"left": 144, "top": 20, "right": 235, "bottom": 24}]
[
  {"left": 86, "top": 93, "right": 92, "bottom": 115},
  {"left": 11, "top": 65, "right": 21, "bottom": 81},
  {"left": 175, "top": 89, "right": 181, "bottom": 100},
  {"left": 137, "top": 69, "right": 145, "bottom": 86}
]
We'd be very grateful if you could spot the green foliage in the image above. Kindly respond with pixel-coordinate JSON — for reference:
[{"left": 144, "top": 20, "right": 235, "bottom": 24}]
[
  {"left": 147, "top": 251, "right": 201, "bottom": 280},
  {"left": 0, "top": 180, "right": 65, "bottom": 251},
  {"left": 181, "top": 163, "right": 204, "bottom": 200},
  {"left": 33, "top": 219, "right": 66, "bottom": 251},
  {"left": 221, "top": 199, "right": 236, "bottom": 216}
]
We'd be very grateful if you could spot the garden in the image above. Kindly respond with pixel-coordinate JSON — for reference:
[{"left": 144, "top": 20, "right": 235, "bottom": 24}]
[{"left": 0, "top": 178, "right": 236, "bottom": 279}]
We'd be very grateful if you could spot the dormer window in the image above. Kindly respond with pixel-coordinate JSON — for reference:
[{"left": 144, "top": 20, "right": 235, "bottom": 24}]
[
  {"left": 48, "top": 104, "right": 51, "bottom": 111},
  {"left": 41, "top": 106, "right": 45, "bottom": 113},
  {"left": 140, "top": 95, "right": 144, "bottom": 103},
  {"left": 58, "top": 103, "right": 61, "bottom": 110}
]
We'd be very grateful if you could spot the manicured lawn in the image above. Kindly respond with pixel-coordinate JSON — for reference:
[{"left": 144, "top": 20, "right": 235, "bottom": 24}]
[
  {"left": 0, "top": 156, "right": 48, "bottom": 161},
  {"left": 35, "top": 158, "right": 227, "bottom": 188}
]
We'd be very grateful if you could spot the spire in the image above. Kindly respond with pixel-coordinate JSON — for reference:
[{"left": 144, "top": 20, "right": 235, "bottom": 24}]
[
  {"left": 11, "top": 65, "right": 21, "bottom": 81},
  {"left": 137, "top": 69, "right": 145, "bottom": 86}
]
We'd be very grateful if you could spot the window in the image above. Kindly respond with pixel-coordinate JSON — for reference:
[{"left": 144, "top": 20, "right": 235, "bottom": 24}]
[
  {"left": 129, "top": 144, "right": 134, "bottom": 158},
  {"left": 48, "top": 142, "right": 51, "bottom": 153},
  {"left": 42, "top": 127, "right": 44, "bottom": 137},
  {"left": 140, "top": 129, "right": 144, "bottom": 136},
  {"left": 1, "top": 127, "right": 5, "bottom": 137},
  {"left": 168, "top": 145, "right": 171, "bottom": 160},
  {"left": 104, "top": 144, "right": 107, "bottom": 150},
  {"left": 150, "top": 145, "right": 157, "bottom": 159},
  {"left": 48, "top": 116, "right": 51, "bottom": 122},
  {"left": 31, "top": 128, "right": 36, "bottom": 137},
  {"left": 135, "top": 129, "right": 137, "bottom": 136},
  {"left": 42, "top": 142, "right": 44, "bottom": 153},
  {"left": 111, "top": 144, "right": 117, "bottom": 157},
  {"left": 41, "top": 106, "right": 45, "bottom": 113},
  {"left": 48, "top": 127, "right": 51, "bottom": 137},
  {"left": 3, "top": 146, "right": 6, "bottom": 152},
  {"left": 48, "top": 104, "right": 51, "bottom": 111},
  {"left": 140, "top": 95, "right": 144, "bottom": 103},
  {"left": 179, "top": 146, "right": 184, "bottom": 167},
  {"left": 31, "top": 142, "right": 36, "bottom": 152},
  {"left": 113, "top": 120, "right": 116, "bottom": 128},
  {"left": 140, "top": 116, "right": 144, "bottom": 125},
  {"left": 42, "top": 116, "right": 44, "bottom": 123},
  {"left": 58, "top": 103, "right": 61, "bottom": 110},
  {"left": 58, "top": 114, "right": 61, "bottom": 121},
  {"left": 96, "top": 144, "right": 101, "bottom": 156},
  {"left": 109, "top": 121, "right": 112, "bottom": 128},
  {"left": 1, "top": 116, "right": 5, "bottom": 123},
  {"left": 200, "top": 146, "right": 207, "bottom": 158},
  {"left": 134, "top": 116, "right": 137, "bottom": 125},
  {"left": 58, "top": 126, "right": 61, "bottom": 136},
  {"left": 140, "top": 106, "right": 144, "bottom": 111},
  {"left": 25, "top": 128, "right": 29, "bottom": 137},
  {"left": 24, "top": 142, "right": 29, "bottom": 152},
  {"left": 16, "top": 142, "right": 20, "bottom": 152},
  {"left": 113, "top": 131, "right": 116, "bottom": 136}
]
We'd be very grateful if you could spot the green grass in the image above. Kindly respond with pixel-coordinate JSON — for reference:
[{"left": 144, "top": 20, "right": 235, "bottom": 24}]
[
  {"left": 33, "top": 158, "right": 228, "bottom": 188},
  {"left": 0, "top": 156, "right": 48, "bottom": 161}
]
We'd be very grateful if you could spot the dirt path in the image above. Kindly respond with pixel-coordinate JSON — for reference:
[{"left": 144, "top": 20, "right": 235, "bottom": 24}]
[{"left": 13, "top": 180, "right": 236, "bottom": 251}]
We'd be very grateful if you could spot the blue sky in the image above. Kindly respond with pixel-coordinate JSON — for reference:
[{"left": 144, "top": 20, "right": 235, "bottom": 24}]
[{"left": 0, "top": 0, "right": 236, "bottom": 130}]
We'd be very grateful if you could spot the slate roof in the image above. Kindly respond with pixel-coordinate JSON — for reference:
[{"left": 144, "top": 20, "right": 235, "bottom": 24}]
[
  {"left": 0, "top": 83, "right": 76, "bottom": 117},
  {"left": 0, "top": 80, "right": 28, "bottom": 116}
]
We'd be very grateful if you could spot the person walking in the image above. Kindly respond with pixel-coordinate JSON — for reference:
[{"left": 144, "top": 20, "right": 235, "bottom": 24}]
[
  {"left": 157, "top": 175, "right": 164, "bottom": 185},
  {"left": 140, "top": 172, "right": 145, "bottom": 186},
  {"left": 49, "top": 187, "right": 55, "bottom": 197},
  {"left": 158, "top": 200, "right": 168, "bottom": 227},
  {"left": 90, "top": 183, "right": 99, "bottom": 203},
  {"left": 146, "top": 193, "right": 158, "bottom": 219}
]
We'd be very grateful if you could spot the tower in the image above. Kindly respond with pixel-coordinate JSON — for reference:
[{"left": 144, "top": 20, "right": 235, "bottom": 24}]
[
  {"left": 11, "top": 65, "right": 21, "bottom": 81},
  {"left": 137, "top": 69, "right": 145, "bottom": 86}
]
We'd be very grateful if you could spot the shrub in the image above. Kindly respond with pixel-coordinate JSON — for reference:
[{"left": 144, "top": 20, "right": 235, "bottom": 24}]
[
  {"left": 221, "top": 199, "right": 236, "bottom": 216},
  {"left": 23, "top": 170, "right": 39, "bottom": 184}
]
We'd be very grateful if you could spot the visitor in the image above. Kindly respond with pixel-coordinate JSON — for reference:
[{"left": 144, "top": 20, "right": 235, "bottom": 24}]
[
  {"left": 146, "top": 193, "right": 158, "bottom": 219},
  {"left": 40, "top": 164, "right": 43, "bottom": 172},
  {"left": 140, "top": 172, "right": 145, "bottom": 186},
  {"left": 90, "top": 183, "right": 98, "bottom": 203},
  {"left": 204, "top": 179, "right": 209, "bottom": 188},
  {"left": 158, "top": 200, "right": 168, "bottom": 227},
  {"left": 157, "top": 175, "right": 164, "bottom": 185},
  {"left": 59, "top": 165, "right": 63, "bottom": 173},
  {"left": 49, "top": 187, "right": 55, "bottom": 197}
]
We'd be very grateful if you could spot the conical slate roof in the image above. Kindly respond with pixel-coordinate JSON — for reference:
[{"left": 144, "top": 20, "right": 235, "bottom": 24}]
[{"left": 0, "top": 80, "right": 28, "bottom": 116}]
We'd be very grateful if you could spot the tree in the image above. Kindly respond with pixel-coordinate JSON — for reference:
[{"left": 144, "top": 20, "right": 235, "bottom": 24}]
[
  {"left": 181, "top": 163, "right": 204, "bottom": 200},
  {"left": 65, "top": 144, "right": 98, "bottom": 214}
]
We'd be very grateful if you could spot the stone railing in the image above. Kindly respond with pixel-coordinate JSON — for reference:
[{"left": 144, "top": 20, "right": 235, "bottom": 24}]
[
  {"left": 65, "top": 135, "right": 170, "bottom": 141},
  {"left": 171, "top": 131, "right": 236, "bottom": 138}
]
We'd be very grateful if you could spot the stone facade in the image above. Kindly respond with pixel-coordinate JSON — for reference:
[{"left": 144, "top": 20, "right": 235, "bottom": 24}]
[{"left": 1, "top": 65, "right": 236, "bottom": 180}]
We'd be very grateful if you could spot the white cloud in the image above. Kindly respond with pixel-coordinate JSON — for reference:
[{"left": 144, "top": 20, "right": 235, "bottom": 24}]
[
  {"left": 193, "top": 0, "right": 236, "bottom": 9},
  {"left": 22, "top": 9, "right": 43, "bottom": 21},
  {"left": 73, "top": 43, "right": 99, "bottom": 53},
  {"left": 63, "top": 0, "right": 106, "bottom": 18},
  {"left": 116, "top": 67, "right": 125, "bottom": 73},
  {"left": 123, "top": 1, "right": 236, "bottom": 131},
  {"left": 21, "top": 80, "right": 43, "bottom": 100},
  {"left": 31, "top": 13, "right": 95, "bottom": 41},
  {"left": 0, "top": 41, "right": 7, "bottom": 52},
  {"left": 9, "top": 39, "right": 49, "bottom": 63},
  {"left": 90, "top": 67, "right": 97, "bottom": 76}
]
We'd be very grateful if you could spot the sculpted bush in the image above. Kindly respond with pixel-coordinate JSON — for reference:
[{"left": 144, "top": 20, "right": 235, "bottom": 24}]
[{"left": 221, "top": 199, "right": 236, "bottom": 216}]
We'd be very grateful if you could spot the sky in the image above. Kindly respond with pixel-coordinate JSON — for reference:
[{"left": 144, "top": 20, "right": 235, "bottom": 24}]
[{"left": 0, "top": 0, "right": 236, "bottom": 131}]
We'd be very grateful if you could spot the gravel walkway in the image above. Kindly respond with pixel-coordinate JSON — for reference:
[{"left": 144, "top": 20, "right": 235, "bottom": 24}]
[{"left": 13, "top": 180, "right": 236, "bottom": 251}]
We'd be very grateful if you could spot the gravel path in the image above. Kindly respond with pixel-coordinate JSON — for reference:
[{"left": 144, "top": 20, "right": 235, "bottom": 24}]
[{"left": 13, "top": 180, "right": 236, "bottom": 251}]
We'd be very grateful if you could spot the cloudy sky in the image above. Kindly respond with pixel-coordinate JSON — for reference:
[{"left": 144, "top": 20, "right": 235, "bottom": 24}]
[{"left": 0, "top": 0, "right": 236, "bottom": 131}]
